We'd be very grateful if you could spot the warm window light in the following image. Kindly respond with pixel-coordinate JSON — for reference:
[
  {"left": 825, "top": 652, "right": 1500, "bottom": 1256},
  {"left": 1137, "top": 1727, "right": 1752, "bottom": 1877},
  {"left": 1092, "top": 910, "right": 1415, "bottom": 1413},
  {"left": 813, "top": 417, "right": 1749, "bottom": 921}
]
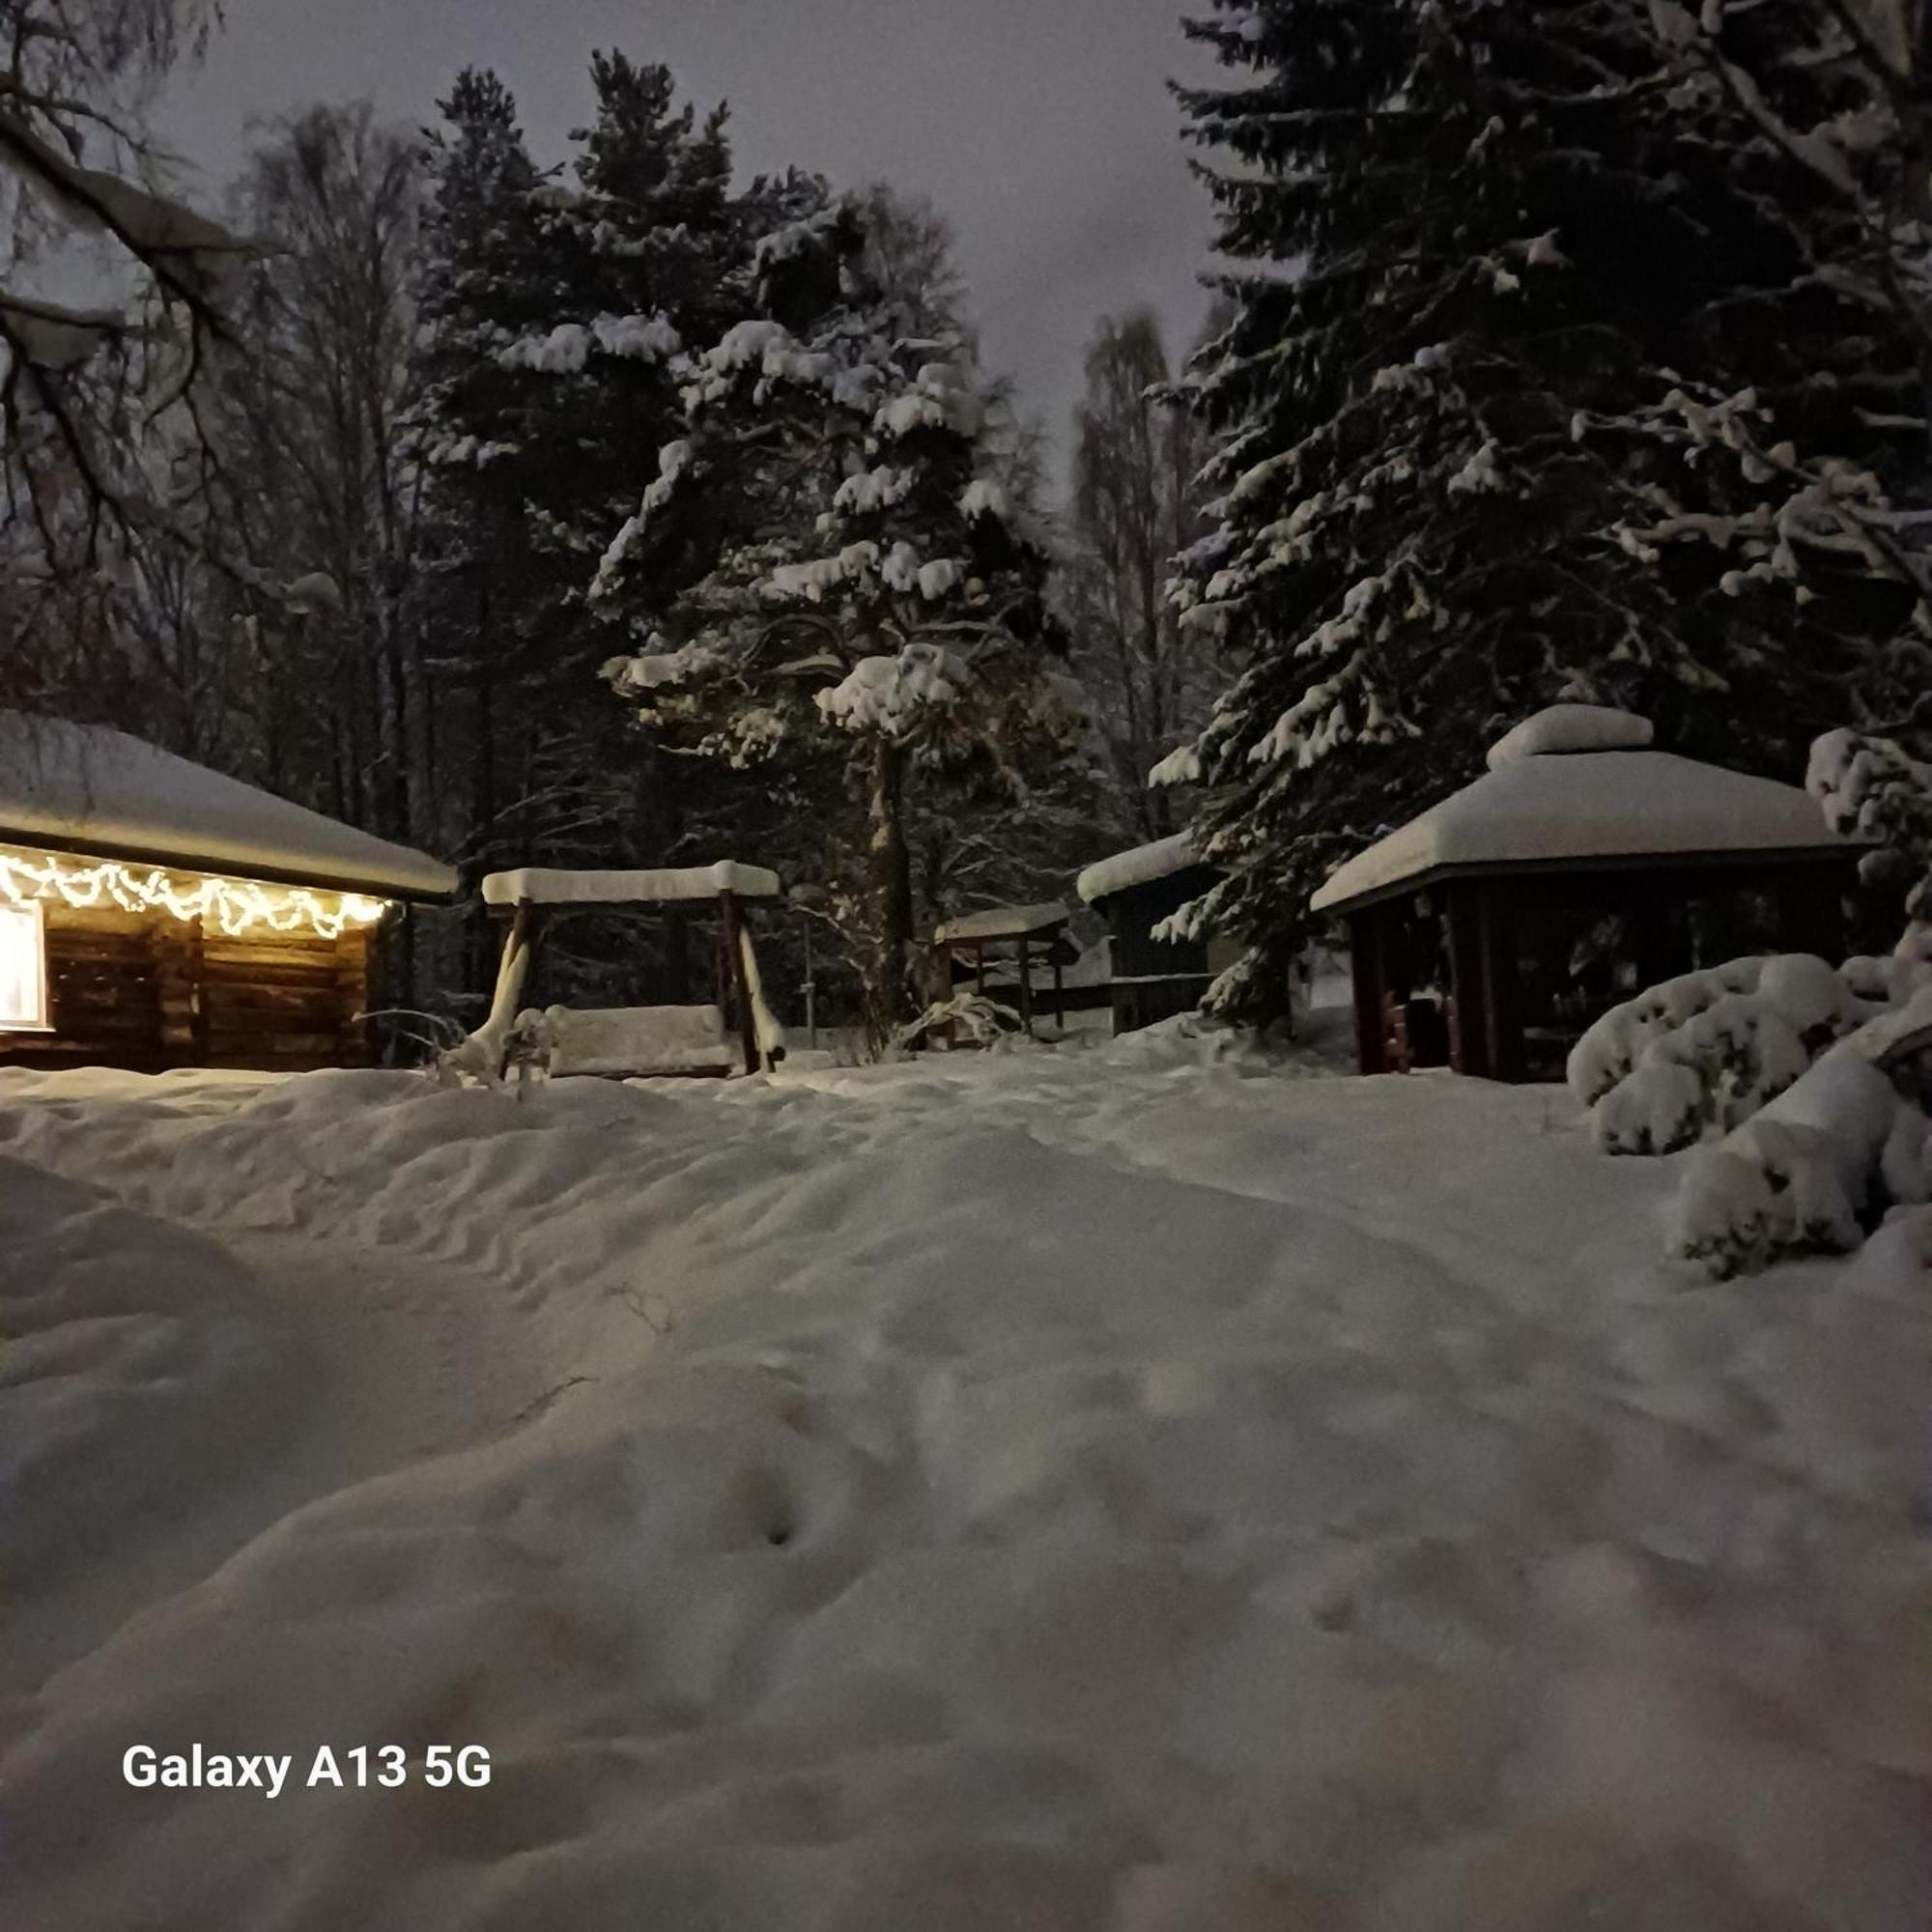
[
  {"left": 0, "top": 846, "right": 388, "bottom": 942},
  {"left": 0, "top": 900, "right": 48, "bottom": 1031}
]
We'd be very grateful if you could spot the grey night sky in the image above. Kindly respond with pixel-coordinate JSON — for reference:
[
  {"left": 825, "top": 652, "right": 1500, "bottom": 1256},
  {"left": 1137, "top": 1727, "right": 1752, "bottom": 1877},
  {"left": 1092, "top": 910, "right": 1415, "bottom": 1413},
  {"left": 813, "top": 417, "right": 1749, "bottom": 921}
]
[{"left": 159, "top": 0, "right": 1222, "bottom": 477}]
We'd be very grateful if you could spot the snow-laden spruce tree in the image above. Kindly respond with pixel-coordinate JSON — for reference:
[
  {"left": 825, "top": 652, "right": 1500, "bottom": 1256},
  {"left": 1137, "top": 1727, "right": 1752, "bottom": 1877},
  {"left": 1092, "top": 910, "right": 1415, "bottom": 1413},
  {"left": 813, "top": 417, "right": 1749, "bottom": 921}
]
[
  {"left": 592, "top": 189, "right": 1072, "bottom": 1037},
  {"left": 407, "top": 67, "right": 554, "bottom": 883},
  {"left": 1599, "top": 0, "right": 1932, "bottom": 753},
  {"left": 409, "top": 60, "right": 755, "bottom": 1004},
  {"left": 1552, "top": 7, "right": 1932, "bottom": 1274},
  {"left": 1161, "top": 0, "right": 1920, "bottom": 1020}
]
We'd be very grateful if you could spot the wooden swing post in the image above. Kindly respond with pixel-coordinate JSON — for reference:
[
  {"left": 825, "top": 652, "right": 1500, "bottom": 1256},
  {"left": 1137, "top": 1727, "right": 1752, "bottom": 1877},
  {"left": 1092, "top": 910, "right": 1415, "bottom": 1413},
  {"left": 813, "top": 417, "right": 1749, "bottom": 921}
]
[{"left": 718, "top": 890, "right": 759, "bottom": 1074}]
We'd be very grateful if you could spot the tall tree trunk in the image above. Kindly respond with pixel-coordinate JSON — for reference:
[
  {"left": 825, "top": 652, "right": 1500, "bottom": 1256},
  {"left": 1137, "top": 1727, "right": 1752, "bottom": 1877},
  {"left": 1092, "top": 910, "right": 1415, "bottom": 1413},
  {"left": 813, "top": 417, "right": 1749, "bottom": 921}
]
[
  {"left": 472, "top": 629, "right": 498, "bottom": 997},
  {"left": 867, "top": 736, "right": 915, "bottom": 1040},
  {"left": 649, "top": 740, "right": 692, "bottom": 1003}
]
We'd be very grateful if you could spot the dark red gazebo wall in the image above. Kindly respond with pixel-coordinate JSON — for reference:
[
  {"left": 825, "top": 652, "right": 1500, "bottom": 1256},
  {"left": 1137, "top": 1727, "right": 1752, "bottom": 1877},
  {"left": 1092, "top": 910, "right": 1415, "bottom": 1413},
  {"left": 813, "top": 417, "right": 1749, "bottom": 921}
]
[{"left": 1347, "top": 860, "right": 1849, "bottom": 1083}]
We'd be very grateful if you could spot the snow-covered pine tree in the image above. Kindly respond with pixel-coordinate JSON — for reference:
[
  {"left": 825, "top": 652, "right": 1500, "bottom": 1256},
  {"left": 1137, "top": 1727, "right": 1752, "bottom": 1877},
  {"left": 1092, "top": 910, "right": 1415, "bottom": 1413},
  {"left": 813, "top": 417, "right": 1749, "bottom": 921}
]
[
  {"left": 850, "top": 190, "right": 1098, "bottom": 937},
  {"left": 592, "top": 188, "right": 1074, "bottom": 1037},
  {"left": 409, "top": 59, "right": 754, "bottom": 1007},
  {"left": 498, "top": 53, "right": 742, "bottom": 571},
  {"left": 1164, "top": 0, "right": 1920, "bottom": 1020},
  {"left": 1620, "top": 1, "right": 1932, "bottom": 883},
  {"left": 407, "top": 68, "right": 557, "bottom": 992},
  {"left": 490, "top": 54, "right": 753, "bottom": 1002},
  {"left": 1602, "top": 0, "right": 1932, "bottom": 735}
]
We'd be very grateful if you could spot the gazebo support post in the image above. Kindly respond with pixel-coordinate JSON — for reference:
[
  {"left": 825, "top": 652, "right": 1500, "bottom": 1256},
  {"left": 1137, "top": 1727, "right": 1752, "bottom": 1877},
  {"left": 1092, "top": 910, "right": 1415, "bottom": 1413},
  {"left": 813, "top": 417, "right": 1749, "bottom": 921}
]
[
  {"left": 926, "top": 938, "right": 950, "bottom": 1049},
  {"left": 1443, "top": 881, "right": 1492, "bottom": 1078},
  {"left": 1477, "top": 881, "right": 1525, "bottom": 1082},
  {"left": 1633, "top": 889, "right": 1690, "bottom": 992},
  {"left": 1350, "top": 908, "right": 1390, "bottom": 1074},
  {"left": 1786, "top": 866, "right": 1844, "bottom": 962},
  {"left": 476, "top": 898, "right": 538, "bottom": 1082},
  {"left": 664, "top": 905, "right": 692, "bottom": 1005},
  {"left": 1053, "top": 948, "right": 1065, "bottom": 1029},
  {"left": 719, "top": 891, "right": 758, "bottom": 1074},
  {"left": 1016, "top": 934, "right": 1033, "bottom": 1034}
]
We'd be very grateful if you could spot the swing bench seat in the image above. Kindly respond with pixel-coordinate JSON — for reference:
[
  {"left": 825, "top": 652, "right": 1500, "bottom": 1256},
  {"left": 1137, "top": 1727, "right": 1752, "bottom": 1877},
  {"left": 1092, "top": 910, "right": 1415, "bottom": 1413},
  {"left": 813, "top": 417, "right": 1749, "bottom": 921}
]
[{"left": 531, "top": 1004, "right": 739, "bottom": 1080}]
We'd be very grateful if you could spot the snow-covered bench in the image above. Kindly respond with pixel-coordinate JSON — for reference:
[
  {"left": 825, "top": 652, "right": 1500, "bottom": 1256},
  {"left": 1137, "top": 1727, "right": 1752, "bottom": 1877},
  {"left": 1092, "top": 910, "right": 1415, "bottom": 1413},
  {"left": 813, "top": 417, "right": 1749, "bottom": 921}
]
[
  {"left": 444, "top": 861, "right": 787, "bottom": 1085},
  {"left": 525, "top": 1004, "right": 738, "bottom": 1080}
]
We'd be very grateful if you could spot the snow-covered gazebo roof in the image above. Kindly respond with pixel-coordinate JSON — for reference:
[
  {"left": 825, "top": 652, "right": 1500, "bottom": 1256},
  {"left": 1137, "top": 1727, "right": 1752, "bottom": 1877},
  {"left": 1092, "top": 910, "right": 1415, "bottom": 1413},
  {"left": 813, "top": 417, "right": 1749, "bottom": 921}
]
[
  {"left": 0, "top": 712, "right": 456, "bottom": 899},
  {"left": 1311, "top": 705, "right": 1855, "bottom": 916},
  {"left": 1075, "top": 830, "right": 1206, "bottom": 906}
]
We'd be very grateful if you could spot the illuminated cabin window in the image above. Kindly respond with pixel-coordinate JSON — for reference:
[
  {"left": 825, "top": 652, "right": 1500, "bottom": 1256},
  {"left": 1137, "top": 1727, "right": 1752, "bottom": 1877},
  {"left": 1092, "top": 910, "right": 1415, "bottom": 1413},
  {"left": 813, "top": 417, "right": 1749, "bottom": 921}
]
[{"left": 0, "top": 900, "right": 48, "bottom": 1031}]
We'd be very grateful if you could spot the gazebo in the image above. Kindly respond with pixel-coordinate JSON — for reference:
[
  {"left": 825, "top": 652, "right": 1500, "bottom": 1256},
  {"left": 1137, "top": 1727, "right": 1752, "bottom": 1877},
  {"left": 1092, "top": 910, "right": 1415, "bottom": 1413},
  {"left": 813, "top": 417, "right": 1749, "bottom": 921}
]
[
  {"left": 1311, "top": 706, "right": 1861, "bottom": 1082},
  {"left": 929, "top": 901, "right": 1076, "bottom": 1036}
]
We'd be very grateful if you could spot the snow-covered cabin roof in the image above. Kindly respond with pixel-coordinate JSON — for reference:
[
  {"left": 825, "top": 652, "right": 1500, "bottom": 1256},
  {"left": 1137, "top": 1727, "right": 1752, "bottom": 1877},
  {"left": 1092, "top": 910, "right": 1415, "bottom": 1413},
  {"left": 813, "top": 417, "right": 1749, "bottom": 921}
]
[
  {"left": 0, "top": 712, "right": 455, "bottom": 898},
  {"left": 1311, "top": 707, "right": 1854, "bottom": 915},
  {"left": 932, "top": 900, "right": 1070, "bottom": 945},
  {"left": 1076, "top": 830, "right": 1208, "bottom": 905},
  {"left": 481, "top": 862, "right": 781, "bottom": 907}
]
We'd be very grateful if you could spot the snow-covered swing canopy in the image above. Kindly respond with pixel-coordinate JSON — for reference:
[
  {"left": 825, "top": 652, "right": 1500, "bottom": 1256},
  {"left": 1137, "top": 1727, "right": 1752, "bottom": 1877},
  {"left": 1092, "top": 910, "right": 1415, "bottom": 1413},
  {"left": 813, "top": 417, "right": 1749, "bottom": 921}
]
[
  {"left": 455, "top": 863, "right": 786, "bottom": 1082},
  {"left": 1310, "top": 706, "right": 1862, "bottom": 1082}
]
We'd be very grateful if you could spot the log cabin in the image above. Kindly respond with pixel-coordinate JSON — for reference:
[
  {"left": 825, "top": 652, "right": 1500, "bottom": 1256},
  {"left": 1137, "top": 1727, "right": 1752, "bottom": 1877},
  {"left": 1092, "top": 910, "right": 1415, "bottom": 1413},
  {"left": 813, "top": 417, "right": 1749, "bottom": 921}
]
[{"left": 0, "top": 713, "right": 456, "bottom": 1073}]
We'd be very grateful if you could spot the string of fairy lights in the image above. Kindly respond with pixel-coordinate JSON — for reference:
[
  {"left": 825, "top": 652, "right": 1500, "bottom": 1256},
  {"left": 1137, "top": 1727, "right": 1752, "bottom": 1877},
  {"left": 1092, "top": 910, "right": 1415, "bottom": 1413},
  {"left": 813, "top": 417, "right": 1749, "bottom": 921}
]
[{"left": 0, "top": 845, "right": 388, "bottom": 941}]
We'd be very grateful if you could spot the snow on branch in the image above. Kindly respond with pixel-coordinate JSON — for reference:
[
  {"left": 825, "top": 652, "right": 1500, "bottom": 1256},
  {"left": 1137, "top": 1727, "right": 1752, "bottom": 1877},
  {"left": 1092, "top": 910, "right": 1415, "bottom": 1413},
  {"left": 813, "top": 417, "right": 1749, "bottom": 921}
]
[
  {"left": 0, "top": 291, "right": 125, "bottom": 372},
  {"left": 496, "top": 312, "right": 681, "bottom": 374},
  {"left": 1586, "top": 383, "right": 1932, "bottom": 625},
  {"left": 0, "top": 2, "right": 246, "bottom": 568},
  {"left": 815, "top": 644, "right": 968, "bottom": 741},
  {"left": 0, "top": 108, "right": 247, "bottom": 327},
  {"left": 1809, "top": 727, "right": 1932, "bottom": 922}
]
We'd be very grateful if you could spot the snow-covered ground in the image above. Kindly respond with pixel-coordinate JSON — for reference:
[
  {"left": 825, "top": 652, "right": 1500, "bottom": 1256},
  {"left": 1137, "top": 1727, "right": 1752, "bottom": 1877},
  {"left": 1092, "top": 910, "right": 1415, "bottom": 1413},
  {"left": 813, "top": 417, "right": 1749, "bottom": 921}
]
[{"left": 2, "top": 1022, "right": 1928, "bottom": 1930}]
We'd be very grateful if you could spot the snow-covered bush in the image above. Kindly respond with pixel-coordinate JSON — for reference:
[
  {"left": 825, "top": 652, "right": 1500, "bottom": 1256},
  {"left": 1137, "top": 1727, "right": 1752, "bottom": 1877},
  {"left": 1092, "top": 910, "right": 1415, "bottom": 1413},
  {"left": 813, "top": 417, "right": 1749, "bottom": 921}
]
[
  {"left": 1671, "top": 1043, "right": 1902, "bottom": 1277},
  {"left": 1809, "top": 728, "right": 1932, "bottom": 927},
  {"left": 894, "top": 992, "right": 1028, "bottom": 1052},
  {"left": 1574, "top": 945, "right": 1932, "bottom": 1276},
  {"left": 1571, "top": 954, "right": 1864, "bottom": 1155},
  {"left": 1569, "top": 709, "right": 1932, "bottom": 1272}
]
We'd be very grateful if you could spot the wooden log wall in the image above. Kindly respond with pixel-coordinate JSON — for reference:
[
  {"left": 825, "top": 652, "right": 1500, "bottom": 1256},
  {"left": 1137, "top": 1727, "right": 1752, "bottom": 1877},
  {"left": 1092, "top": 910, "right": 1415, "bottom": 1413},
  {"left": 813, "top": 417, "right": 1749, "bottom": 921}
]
[{"left": 0, "top": 900, "right": 375, "bottom": 1073}]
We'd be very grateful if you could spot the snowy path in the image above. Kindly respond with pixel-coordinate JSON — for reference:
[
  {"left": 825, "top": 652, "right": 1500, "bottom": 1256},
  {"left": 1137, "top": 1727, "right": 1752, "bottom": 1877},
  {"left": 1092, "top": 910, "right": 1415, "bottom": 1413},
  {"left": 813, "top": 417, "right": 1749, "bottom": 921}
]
[
  {"left": 1, "top": 1046, "right": 1928, "bottom": 1931},
  {"left": 2, "top": 1181, "right": 551, "bottom": 1697}
]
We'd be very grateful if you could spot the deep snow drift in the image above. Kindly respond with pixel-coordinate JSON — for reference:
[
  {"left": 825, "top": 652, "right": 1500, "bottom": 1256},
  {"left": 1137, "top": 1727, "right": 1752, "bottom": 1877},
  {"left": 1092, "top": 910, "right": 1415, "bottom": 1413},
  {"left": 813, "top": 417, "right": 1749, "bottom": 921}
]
[{"left": 0, "top": 1035, "right": 1927, "bottom": 1930}]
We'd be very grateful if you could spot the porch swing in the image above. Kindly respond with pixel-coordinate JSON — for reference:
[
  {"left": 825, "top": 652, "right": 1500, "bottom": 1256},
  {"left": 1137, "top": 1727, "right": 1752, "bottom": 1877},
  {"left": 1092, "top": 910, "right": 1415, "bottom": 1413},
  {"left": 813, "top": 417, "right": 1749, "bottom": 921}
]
[{"left": 451, "top": 862, "right": 787, "bottom": 1083}]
